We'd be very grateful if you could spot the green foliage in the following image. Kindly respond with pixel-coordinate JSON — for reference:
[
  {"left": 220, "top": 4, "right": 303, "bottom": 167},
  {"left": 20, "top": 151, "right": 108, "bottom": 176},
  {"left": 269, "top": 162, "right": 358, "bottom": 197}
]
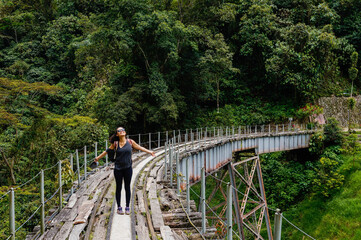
[
  {"left": 313, "top": 157, "right": 344, "bottom": 197},
  {"left": 309, "top": 131, "right": 325, "bottom": 156},
  {"left": 324, "top": 118, "right": 344, "bottom": 146}
]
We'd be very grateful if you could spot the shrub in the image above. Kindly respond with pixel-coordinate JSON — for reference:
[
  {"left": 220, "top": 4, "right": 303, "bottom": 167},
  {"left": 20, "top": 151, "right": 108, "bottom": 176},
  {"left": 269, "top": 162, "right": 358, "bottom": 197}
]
[
  {"left": 323, "top": 118, "right": 343, "bottom": 146},
  {"left": 313, "top": 157, "right": 344, "bottom": 197}
]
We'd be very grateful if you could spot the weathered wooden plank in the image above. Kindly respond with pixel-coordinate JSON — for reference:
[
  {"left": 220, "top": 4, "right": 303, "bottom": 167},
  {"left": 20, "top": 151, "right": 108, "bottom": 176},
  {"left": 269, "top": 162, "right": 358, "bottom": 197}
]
[
  {"left": 160, "top": 226, "right": 175, "bottom": 240},
  {"left": 137, "top": 190, "right": 146, "bottom": 213},
  {"left": 148, "top": 181, "right": 157, "bottom": 199},
  {"left": 73, "top": 200, "right": 94, "bottom": 225},
  {"left": 68, "top": 223, "right": 86, "bottom": 240},
  {"left": 149, "top": 198, "right": 164, "bottom": 231},
  {"left": 53, "top": 221, "right": 73, "bottom": 240},
  {"left": 38, "top": 223, "right": 61, "bottom": 240},
  {"left": 51, "top": 208, "right": 72, "bottom": 224},
  {"left": 66, "top": 193, "right": 77, "bottom": 209},
  {"left": 146, "top": 177, "right": 154, "bottom": 192},
  {"left": 149, "top": 166, "right": 158, "bottom": 178},
  {"left": 136, "top": 213, "right": 150, "bottom": 240},
  {"left": 63, "top": 196, "right": 88, "bottom": 222},
  {"left": 156, "top": 165, "right": 164, "bottom": 183}
]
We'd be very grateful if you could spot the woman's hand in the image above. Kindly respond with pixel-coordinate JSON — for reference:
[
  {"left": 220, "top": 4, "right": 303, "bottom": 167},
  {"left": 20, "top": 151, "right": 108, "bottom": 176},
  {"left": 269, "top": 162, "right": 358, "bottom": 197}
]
[
  {"left": 150, "top": 151, "right": 156, "bottom": 157},
  {"left": 95, "top": 157, "right": 99, "bottom": 162}
]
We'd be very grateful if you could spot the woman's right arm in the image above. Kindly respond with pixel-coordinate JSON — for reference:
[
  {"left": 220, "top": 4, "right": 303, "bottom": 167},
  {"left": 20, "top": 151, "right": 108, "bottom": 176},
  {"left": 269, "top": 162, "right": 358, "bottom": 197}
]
[{"left": 95, "top": 143, "right": 114, "bottom": 162}]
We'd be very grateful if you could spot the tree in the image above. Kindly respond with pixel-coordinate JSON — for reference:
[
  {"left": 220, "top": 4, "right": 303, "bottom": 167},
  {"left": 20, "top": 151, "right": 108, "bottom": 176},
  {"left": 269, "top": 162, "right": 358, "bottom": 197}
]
[{"left": 198, "top": 33, "right": 236, "bottom": 113}]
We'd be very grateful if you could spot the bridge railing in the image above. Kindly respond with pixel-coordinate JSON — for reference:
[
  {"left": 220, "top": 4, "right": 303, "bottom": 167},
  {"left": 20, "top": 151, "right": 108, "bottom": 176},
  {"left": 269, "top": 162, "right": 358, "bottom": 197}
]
[{"left": 1, "top": 123, "right": 317, "bottom": 239}]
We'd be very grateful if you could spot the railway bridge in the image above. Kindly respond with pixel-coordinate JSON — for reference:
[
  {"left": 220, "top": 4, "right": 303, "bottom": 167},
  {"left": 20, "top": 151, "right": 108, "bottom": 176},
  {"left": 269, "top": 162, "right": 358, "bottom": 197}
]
[{"left": 3, "top": 125, "right": 316, "bottom": 240}]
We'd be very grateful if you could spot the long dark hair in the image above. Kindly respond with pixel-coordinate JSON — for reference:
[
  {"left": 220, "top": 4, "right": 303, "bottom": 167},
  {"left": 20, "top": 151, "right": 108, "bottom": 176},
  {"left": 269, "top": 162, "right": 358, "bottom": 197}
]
[{"left": 109, "top": 127, "right": 125, "bottom": 143}]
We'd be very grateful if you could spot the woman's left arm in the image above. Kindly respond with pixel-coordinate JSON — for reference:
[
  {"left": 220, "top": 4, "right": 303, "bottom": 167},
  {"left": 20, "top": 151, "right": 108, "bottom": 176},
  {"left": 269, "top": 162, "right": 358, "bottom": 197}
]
[{"left": 130, "top": 139, "right": 156, "bottom": 157}]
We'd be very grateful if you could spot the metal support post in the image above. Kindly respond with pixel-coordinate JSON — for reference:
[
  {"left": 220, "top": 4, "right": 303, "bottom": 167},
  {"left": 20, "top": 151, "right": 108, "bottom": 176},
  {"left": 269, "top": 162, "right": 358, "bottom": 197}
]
[
  {"left": 149, "top": 132, "right": 151, "bottom": 151},
  {"left": 191, "top": 133, "right": 194, "bottom": 150},
  {"left": 58, "top": 160, "right": 63, "bottom": 210},
  {"left": 227, "top": 182, "right": 232, "bottom": 240},
  {"left": 283, "top": 124, "right": 284, "bottom": 132},
  {"left": 196, "top": 128, "right": 198, "bottom": 141},
  {"left": 76, "top": 149, "right": 80, "bottom": 184},
  {"left": 10, "top": 188, "right": 15, "bottom": 240},
  {"left": 276, "top": 125, "right": 278, "bottom": 134},
  {"left": 255, "top": 125, "right": 257, "bottom": 134},
  {"left": 228, "top": 163, "right": 244, "bottom": 238},
  {"left": 205, "top": 127, "right": 207, "bottom": 139},
  {"left": 256, "top": 156, "right": 273, "bottom": 240},
  {"left": 164, "top": 142, "right": 168, "bottom": 180},
  {"left": 170, "top": 141, "right": 173, "bottom": 187},
  {"left": 269, "top": 124, "right": 271, "bottom": 134},
  {"left": 214, "top": 127, "right": 216, "bottom": 138},
  {"left": 166, "top": 131, "right": 168, "bottom": 143},
  {"left": 84, "top": 146, "right": 87, "bottom": 180},
  {"left": 201, "top": 167, "right": 206, "bottom": 234},
  {"left": 40, "top": 170, "right": 45, "bottom": 235},
  {"left": 274, "top": 209, "right": 282, "bottom": 240},
  {"left": 232, "top": 126, "right": 234, "bottom": 137},
  {"left": 105, "top": 140, "right": 108, "bottom": 166},
  {"left": 158, "top": 132, "right": 160, "bottom": 148},
  {"left": 186, "top": 157, "right": 190, "bottom": 213},
  {"left": 173, "top": 130, "right": 176, "bottom": 140},
  {"left": 176, "top": 151, "right": 180, "bottom": 195},
  {"left": 138, "top": 134, "right": 141, "bottom": 153},
  {"left": 70, "top": 154, "right": 74, "bottom": 194},
  {"left": 95, "top": 142, "right": 98, "bottom": 158}
]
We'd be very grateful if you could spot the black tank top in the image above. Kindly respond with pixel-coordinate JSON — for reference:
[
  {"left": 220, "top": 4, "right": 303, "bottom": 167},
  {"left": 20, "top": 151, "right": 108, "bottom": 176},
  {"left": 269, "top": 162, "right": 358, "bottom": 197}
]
[{"left": 113, "top": 140, "right": 132, "bottom": 170}]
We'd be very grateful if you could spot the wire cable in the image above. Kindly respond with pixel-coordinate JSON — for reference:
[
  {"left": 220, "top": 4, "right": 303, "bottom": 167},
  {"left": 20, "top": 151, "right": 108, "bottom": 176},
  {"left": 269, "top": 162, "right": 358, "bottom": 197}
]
[
  {"left": 15, "top": 204, "right": 42, "bottom": 232},
  {"left": 282, "top": 215, "right": 316, "bottom": 240},
  {"left": 43, "top": 161, "right": 59, "bottom": 172},
  {"left": 13, "top": 171, "right": 41, "bottom": 190},
  {"left": 0, "top": 190, "right": 10, "bottom": 200}
]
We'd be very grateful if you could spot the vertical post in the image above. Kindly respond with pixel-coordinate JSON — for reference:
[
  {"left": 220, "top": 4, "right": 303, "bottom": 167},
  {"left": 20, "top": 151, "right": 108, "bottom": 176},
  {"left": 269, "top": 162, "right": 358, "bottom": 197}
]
[
  {"left": 76, "top": 149, "right": 80, "bottom": 185},
  {"left": 201, "top": 167, "right": 206, "bottom": 234},
  {"left": 40, "top": 170, "right": 45, "bottom": 235},
  {"left": 149, "top": 132, "right": 151, "bottom": 151},
  {"left": 214, "top": 127, "right": 216, "bottom": 138},
  {"left": 105, "top": 140, "right": 108, "bottom": 166},
  {"left": 274, "top": 209, "right": 282, "bottom": 240},
  {"left": 95, "top": 142, "right": 98, "bottom": 158},
  {"left": 283, "top": 124, "right": 285, "bottom": 132},
  {"left": 166, "top": 131, "right": 168, "bottom": 143},
  {"left": 232, "top": 126, "right": 234, "bottom": 137},
  {"left": 255, "top": 125, "right": 257, "bottom": 134},
  {"left": 70, "top": 154, "right": 74, "bottom": 195},
  {"left": 256, "top": 156, "right": 273, "bottom": 240},
  {"left": 158, "top": 132, "right": 160, "bottom": 148},
  {"left": 176, "top": 151, "right": 180, "bottom": 196},
  {"left": 84, "top": 146, "right": 87, "bottom": 180},
  {"left": 170, "top": 141, "right": 173, "bottom": 187},
  {"left": 10, "top": 188, "right": 15, "bottom": 240},
  {"left": 276, "top": 125, "right": 278, "bottom": 134},
  {"left": 205, "top": 127, "right": 207, "bottom": 139},
  {"left": 138, "top": 134, "right": 141, "bottom": 153},
  {"left": 227, "top": 182, "right": 232, "bottom": 240},
  {"left": 173, "top": 130, "right": 176, "bottom": 141},
  {"left": 164, "top": 142, "right": 168, "bottom": 180},
  {"left": 186, "top": 157, "right": 190, "bottom": 213},
  {"left": 191, "top": 133, "right": 194, "bottom": 150},
  {"left": 269, "top": 124, "right": 271, "bottom": 134},
  {"left": 58, "top": 160, "right": 63, "bottom": 211}
]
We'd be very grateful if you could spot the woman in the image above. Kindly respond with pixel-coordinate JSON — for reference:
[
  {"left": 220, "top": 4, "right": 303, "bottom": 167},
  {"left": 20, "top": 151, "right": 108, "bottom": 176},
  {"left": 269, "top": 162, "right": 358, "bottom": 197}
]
[{"left": 95, "top": 127, "right": 155, "bottom": 215}]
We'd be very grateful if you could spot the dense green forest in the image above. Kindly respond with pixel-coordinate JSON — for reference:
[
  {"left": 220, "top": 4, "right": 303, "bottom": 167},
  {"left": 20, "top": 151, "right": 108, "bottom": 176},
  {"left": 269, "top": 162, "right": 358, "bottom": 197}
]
[
  {"left": 1, "top": 0, "right": 360, "bottom": 186},
  {"left": 1, "top": 0, "right": 361, "bottom": 238}
]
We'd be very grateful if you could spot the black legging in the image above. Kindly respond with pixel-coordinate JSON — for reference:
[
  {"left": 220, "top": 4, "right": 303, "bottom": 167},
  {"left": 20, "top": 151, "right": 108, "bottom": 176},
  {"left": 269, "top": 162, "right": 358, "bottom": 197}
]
[{"left": 114, "top": 167, "right": 133, "bottom": 208}]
